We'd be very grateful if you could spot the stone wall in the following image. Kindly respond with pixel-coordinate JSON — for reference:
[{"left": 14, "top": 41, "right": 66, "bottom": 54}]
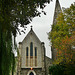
[{"left": 45, "top": 56, "right": 52, "bottom": 75}]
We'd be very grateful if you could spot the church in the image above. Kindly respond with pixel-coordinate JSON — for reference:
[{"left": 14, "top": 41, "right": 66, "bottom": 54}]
[
  {"left": 16, "top": 0, "right": 61, "bottom": 75},
  {"left": 17, "top": 27, "right": 52, "bottom": 75}
]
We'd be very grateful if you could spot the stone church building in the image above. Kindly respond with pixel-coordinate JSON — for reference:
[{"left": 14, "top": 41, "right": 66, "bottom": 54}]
[
  {"left": 16, "top": 0, "right": 61, "bottom": 75},
  {"left": 17, "top": 27, "right": 52, "bottom": 75}
]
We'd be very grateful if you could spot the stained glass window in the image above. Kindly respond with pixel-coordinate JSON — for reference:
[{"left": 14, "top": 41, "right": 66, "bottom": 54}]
[
  {"left": 26, "top": 47, "right": 28, "bottom": 56},
  {"left": 30, "top": 42, "right": 33, "bottom": 56},
  {"left": 35, "top": 47, "right": 37, "bottom": 56}
]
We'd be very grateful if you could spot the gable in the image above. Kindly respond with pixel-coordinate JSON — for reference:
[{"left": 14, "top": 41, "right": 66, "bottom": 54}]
[{"left": 22, "top": 28, "right": 41, "bottom": 45}]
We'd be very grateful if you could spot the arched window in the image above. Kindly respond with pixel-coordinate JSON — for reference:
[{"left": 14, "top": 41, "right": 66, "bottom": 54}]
[
  {"left": 29, "top": 72, "right": 34, "bottom": 75},
  {"left": 30, "top": 42, "right": 33, "bottom": 56},
  {"left": 26, "top": 47, "right": 28, "bottom": 66},
  {"left": 35, "top": 47, "right": 37, "bottom": 56},
  {"left": 35, "top": 47, "right": 37, "bottom": 66},
  {"left": 26, "top": 47, "right": 28, "bottom": 56}
]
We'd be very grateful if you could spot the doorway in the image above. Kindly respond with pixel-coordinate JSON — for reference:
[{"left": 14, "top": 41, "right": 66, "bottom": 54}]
[{"left": 29, "top": 72, "right": 34, "bottom": 75}]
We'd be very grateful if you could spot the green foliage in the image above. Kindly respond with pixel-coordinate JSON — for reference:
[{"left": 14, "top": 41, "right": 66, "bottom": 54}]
[
  {"left": 49, "top": 64, "right": 75, "bottom": 75},
  {"left": 65, "top": 64, "right": 75, "bottom": 75},
  {"left": 49, "top": 64, "right": 65, "bottom": 75},
  {"left": 0, "top": 0, "right": 51, "bottom": 36},
  {"left": 0, "top": 27, "right": 16, "bottom": 75}
]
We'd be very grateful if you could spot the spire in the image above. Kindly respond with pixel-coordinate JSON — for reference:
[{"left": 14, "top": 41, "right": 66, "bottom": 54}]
[{"left": 53, "top": 0, "right": 61, "bottom": 25}]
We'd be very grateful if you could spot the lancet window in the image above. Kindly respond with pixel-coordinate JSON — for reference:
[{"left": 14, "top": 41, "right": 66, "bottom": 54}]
[{"left": 30, "top": 42, "right": 33, "bottom": 56}]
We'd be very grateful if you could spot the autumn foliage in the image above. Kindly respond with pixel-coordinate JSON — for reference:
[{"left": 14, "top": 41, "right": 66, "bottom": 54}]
[
  {"left": 49, "top": 3, "right": 75, "bottom": 75},
  {"left": 48, "top": 3, "right": 75, "bottom": 64}
]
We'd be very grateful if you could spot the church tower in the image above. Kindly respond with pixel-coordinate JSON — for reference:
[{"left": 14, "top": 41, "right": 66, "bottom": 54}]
[{"left": 52, "top": 0, "right": 61, "bottom": 60}]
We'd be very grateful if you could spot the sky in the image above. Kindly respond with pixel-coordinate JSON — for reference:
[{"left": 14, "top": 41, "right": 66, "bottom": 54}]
[{"left": 16, "top": 0, "right": 75, "bottom": 58}]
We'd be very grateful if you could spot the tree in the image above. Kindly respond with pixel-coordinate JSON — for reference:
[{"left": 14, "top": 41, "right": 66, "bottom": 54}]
[
  {"left": 49, "top": 64, "right": 65, "bottom": 75},
  {"left": 49, "top": 64, "right": 75, "bottom": 75},
  {"left": 48, "top": 3, "right": 75, "bottom": 75},
  {"left": 0, "top": 0, "right": 51, "bottom": 75},
  {"left": 0, "top": 0, "right": 51, "bottom": 36},
  {"left": 48, "top": 3, "right": 75, "bottom": 64},
  {"left": 0, "top": 29, "right": 16, "bottom": 75}
]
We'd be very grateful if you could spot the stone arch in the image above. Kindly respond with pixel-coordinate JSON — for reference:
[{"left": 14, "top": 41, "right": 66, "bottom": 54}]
[{"left": 27, "top": 70, "right": 36, "bottom": 75}]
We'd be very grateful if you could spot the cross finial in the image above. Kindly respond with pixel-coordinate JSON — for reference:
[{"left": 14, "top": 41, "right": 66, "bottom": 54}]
[{"left": 30, "top": 25, "right": 33, "bottom": 30}]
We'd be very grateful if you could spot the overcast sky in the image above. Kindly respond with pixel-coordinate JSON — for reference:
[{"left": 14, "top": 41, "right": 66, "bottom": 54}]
[{"left": 16, "top": 0, "right": 75, "bottom": 58}]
